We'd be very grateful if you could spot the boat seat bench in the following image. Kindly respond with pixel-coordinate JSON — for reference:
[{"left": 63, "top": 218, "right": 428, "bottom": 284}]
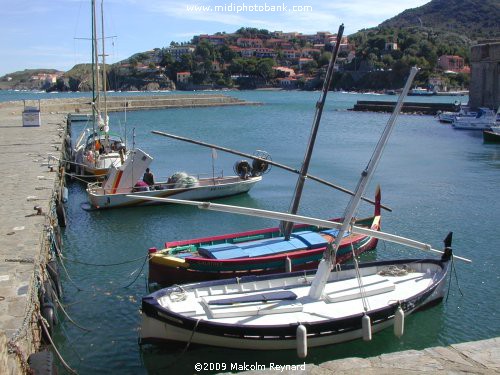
[{"left": 197, "top": 231, "right": 333, "bottom": 260}]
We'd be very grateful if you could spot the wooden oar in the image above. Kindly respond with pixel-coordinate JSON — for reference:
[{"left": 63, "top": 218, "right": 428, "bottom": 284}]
[
  {"left": 126, "top": 195, "right": 472, "bottom": 264},
  {"left": 152, "top": 130, "right": 392, "bottom": 212}
]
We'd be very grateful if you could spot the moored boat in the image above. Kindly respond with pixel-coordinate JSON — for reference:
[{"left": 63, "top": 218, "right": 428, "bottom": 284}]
[
  {"left": 483, "top": 126, "right": 500, "bottom": 143},
  {"left": 140, "top": 251, "right": 452, "bottom": 350},
  {"left": 147, "top": 190, "right": 380, "bottom": 285},
  {"left": 138, "top": 60, "right": 471, "bottom": 355},
  {"left": 86, "top": 148, "right": 263, "bottom": 209},
  {"left": 71, "top": 0, "right": 129, "bottom": 179},
  {"left": 452, "top": 107, "right": 498, "bottom": 130}
]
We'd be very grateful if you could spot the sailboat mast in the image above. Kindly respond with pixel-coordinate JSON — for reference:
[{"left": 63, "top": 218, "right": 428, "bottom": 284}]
[
  {"left": 90, "top": 0, "right": 98, "bottom": 133},
  {"left": 282, "top": 25, "right": 344, "bottom": 239},
  {"left": 308, "top": 66, "right": 418, "bottom": 299},
  {"left": 100, "top": 0, "right": 108, "bottom": 134},
  {"left": 92, "top": 0, "right": 101, "bottom": 121}
]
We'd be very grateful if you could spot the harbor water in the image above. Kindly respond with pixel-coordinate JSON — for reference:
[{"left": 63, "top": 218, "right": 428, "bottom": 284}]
[{"left": 4, "top": 90, "right": 498, "bottom": 373}]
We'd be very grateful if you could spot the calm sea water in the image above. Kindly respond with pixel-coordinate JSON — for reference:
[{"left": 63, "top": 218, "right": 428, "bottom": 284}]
[{"left": 6, "top": 90, "right": 498, "bottom": 374}]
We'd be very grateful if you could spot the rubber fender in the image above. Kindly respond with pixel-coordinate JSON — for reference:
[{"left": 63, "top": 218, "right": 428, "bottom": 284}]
[
  {"left": 28, "top": 350, "right": 56, "bottom": 375},
  {"left": 46, "top": 261, "right": 63, "bottom": 299},
  {"left": 41, "top": 304, "right": 55, "bottom": 341},
  {"left": 55, "top": 201, "right": 67, "bottom": 228},
  {"left": 52, "top": 225, "right": 63, "bottom": 255}
]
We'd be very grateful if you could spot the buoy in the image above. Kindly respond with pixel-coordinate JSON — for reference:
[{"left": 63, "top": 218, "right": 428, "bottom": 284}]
[
  {"left": 285, "top": 257, "right": 292, "bottom": 273},
  {"left": 394, "top": 306, "right": 405, "bottom": 338},
  {"left": 362, "top": 314, "right": 372, "bottom": 341},
  {"left": 296, "top": 324, "right": 307, "bottom": 358}
]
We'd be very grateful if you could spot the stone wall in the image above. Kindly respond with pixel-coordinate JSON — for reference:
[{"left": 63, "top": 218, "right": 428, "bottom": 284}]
[{"left": 469, "top": 41, "right": 500, "bottom": 109}]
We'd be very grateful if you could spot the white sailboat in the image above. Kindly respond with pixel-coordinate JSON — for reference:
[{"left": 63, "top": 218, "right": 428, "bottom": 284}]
[
  {"left": 72, "top": 0, "right": 127, "bottom": 178},
  {"left": 137, "top": 43, "right": 470, "bottom": 355}
]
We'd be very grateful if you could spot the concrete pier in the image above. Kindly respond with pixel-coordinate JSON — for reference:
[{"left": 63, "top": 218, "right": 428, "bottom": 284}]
[
  {"left": 228, "top": 337, "right": 500, "bottom": 374},
  {"left": 351, "top": 100, "right": 459, "bottom": 115},
  {"left": 0, "top": 103, "right": 66, "bottom": 373}
]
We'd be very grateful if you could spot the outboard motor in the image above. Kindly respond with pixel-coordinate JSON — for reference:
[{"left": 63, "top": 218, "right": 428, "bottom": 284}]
[{"left": 234, "top": 160, "right": 252, "bottom": 179}]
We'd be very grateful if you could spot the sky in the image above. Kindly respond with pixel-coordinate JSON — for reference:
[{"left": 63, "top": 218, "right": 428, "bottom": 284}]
[{"left": 0, "top": 0, "right": 431, "bottom": 76}]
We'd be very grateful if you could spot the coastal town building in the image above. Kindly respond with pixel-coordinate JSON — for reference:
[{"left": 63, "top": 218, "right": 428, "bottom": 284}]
[
  {"left": 236, "top": 38, "right": 263, "bottom": 48},
  {"left": 437, "top": 55, "right": 470, "bottom": 73},
  {"left": 166, "top": 46, "right": 195, "bottom": 62},
  {"left": 176, "top": 71, "right": 191, "bottom": 84}
]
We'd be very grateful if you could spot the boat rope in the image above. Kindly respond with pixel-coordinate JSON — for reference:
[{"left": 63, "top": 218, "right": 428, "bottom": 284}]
[
  {"left": 53, "top": 292, "right": 92, "bottom": 332},
  {"left": 180, "top": 318, "right": 201, "bottom": 355},
  {"left": 446, "top": 256, "right": 463, "bottom": 302},
  {"left": 378, "top": 265, "right": 414, "bottom": 277},
  {"left": 169, "top": 285, "right": 188, "bottom": 302},
  {"left": 122, "top": 255, "right": 148, "bottom": 289},
  {"left": 39, "top": 313, "right": 78, "bottom": 375},
  {"left": 451, "top": 256, "right": 464, "bottom": 296},
  {"left": 50, "top": 303, "right": 85, "bottom": 362},
  {"left": 50, "top": 225, "right": 147, "bottom": 291},
  {"left": 59, "top": 253, "right": 148, "bottom": 267},
  {"left": 348, "top": 223, "right": 370, "bottom": 312}
]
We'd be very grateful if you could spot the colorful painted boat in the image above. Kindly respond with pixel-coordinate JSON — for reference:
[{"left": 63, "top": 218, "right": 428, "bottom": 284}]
[{"left": 147, "top": 189, "right": 381, "bottom": 286}]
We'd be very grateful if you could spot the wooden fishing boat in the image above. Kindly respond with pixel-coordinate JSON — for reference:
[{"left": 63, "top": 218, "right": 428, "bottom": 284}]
[
  {"left": 138, "top": 57, "right": 471, "bottom": 354},
  {"left": 147, "top": 189, "right": 380, "bottom": 285},
  {"left": 140, "top": 251, "right": 452, "bottom": 351},
  {"left": 86, "top": 148, "right": 262, "bottom": 209}
]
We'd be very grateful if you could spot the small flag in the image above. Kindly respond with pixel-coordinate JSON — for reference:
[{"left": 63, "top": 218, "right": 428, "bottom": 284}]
[{"left": 212, "top": 148, "right": 218, "bottom": 159}]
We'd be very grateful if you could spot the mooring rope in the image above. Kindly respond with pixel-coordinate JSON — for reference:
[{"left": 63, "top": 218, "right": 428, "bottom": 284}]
[
  {"left": 60, "top": 254, "right": 148, "bottom": 267},
  {"left": 39, "top": 314, "right": 78, "bottom": 375}
]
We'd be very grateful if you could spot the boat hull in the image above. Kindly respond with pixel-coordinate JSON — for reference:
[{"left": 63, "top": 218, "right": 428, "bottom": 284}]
[
  {"left": 148, "top": 219, "right": 379, "bottom": 286},
  {"left": 140, "top": 258, "right": 449, "bottom": 350},
  {"left": 483, "top": 130, "right": 500, "bottom": 143},
  {"left": 87, "top": 176, "right": 262, "bottom": 209}
]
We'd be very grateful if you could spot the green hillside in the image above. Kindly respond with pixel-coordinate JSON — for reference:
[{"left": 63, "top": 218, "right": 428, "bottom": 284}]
[{"left": 380, "top": 0, "right": 500, "bottom": 40}]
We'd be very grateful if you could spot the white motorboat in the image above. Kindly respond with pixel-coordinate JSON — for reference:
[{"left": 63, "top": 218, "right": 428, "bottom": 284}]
[
  {"left": 86, "top": 149, "right": 262, "bottom": 209},
  {"left": 452, "top": 107, "right": 498, "bottom": 130}
]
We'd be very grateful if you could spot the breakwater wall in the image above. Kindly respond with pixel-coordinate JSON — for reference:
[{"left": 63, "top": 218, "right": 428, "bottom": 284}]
[
  {"left": 0, "top": 94, "right": 259, "bottom": 116},
  {"left": 351, "top": 100, "right": 459, "bottom": 115}
]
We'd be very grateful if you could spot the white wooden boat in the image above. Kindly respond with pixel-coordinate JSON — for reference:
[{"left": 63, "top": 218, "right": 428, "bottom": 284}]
[
  {"left": 138, "top": 62, "right": 470, "bottom": 355},
  {"left": 86, "top": 148, "right": 262, "bottom": 209},
  {"left": 140, "top": 254, "right": 451, "bottom": 350}
]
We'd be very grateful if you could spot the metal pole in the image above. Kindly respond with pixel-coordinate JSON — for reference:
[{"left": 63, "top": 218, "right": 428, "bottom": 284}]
[
  {"left": 152, "top": 130, "right": 392, "bottom": 212},
  {"left": 282, "top": 25, "right": 344, "bottom": 239},
  {"left": 308, "top": 67, "right": 419, "bottom": 300}
]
